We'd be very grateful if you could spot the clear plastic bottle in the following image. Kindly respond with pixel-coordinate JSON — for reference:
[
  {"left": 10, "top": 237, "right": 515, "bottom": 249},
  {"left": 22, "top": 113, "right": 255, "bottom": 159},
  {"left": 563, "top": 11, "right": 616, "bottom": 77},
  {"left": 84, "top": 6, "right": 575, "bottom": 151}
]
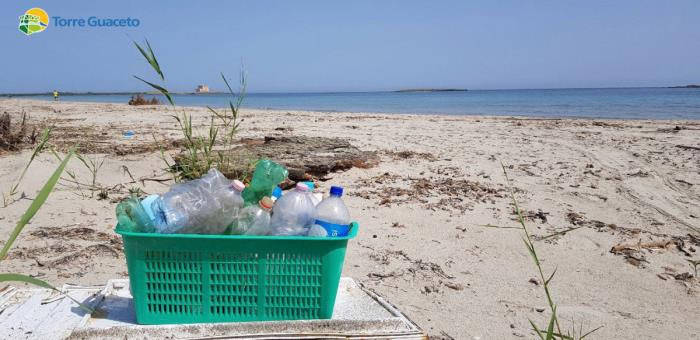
[
  {"left": 304, "top": 181, "right": 322, "bottom": 206},
  {"left": 151, "top": 169, "right": 239, "bottom": 234},
  {"left": 231, "top": 197, "right": 274, "bottom": 235},
  {"left": 228, "top": 180, "right": 246, "bottom": 217},
  {"left": 313, "top": 186, "right": 351, "bottom": 237},
  {"left": 306, "top": 224, "right": 329, "bottom": 237},
  {"left": 270, "top": 183, "right": 316, "bottom": 236}
]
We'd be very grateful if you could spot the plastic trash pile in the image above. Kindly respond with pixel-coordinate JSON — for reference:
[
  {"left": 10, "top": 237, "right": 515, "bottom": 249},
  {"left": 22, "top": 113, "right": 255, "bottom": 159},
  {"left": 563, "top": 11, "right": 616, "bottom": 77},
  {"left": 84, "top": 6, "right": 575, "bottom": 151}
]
[{"left": 116, "top": 159, "right": 352, "bottom": 237}]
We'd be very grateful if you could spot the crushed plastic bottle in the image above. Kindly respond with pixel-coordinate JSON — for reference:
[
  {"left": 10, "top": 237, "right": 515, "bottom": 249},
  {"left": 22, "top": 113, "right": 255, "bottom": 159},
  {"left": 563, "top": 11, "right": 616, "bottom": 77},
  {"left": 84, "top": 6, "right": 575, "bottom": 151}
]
[
  {"left": 230, "top": 197, "right": 274, "bottom": 235},
  {"left": 116, "top": 196, "right": 155, "bottom": 233},
  {"left": 313, "top": 186, "right": 351, "bottom": 237},
  {"left": 152, "top": 168, "right": 241, "bottom": 234},
  {"left": 242, "top": 160, "right": 288, "bottom": 206},
  {"left": 270, "top": 183, "right": 316, "bottom": 236}
]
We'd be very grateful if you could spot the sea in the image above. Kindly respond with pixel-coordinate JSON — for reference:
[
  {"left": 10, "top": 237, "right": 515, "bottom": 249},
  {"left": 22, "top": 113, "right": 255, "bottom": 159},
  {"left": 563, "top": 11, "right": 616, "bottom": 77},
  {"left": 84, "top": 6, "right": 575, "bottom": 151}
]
[{"left": 9, "top": 87, "right": 700, "bottom": 120}]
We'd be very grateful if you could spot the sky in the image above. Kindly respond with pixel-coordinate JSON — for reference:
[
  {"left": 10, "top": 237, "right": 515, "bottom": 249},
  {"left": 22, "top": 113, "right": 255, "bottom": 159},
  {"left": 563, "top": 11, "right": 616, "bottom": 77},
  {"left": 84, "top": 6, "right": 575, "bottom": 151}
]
[{"left": 2, "top": 1, "right": 700, "bottom": 93}]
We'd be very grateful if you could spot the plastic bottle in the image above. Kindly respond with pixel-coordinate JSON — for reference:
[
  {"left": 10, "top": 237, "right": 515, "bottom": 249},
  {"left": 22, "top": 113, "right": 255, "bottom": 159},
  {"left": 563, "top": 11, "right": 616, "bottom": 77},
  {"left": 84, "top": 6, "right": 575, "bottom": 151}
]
[
  {"left": 307, "top": 224, "right": 329, "bottom": 237},
  {"left": 313, "top": 186, "right": 351, "bottom": 237},
  {"left": 116, "top": 196, "right": 155, "bottom": 233},
  {"left": 228, "top": 180, "right": 246, "bottom": 217},
  {"left": 304, "top": 181, "right": 322, "bottom": 206},
  {"left": 269, "top": 183, "right": 316, "bottom": 236},
  {"left": 222, "top": 180, "right": 246, "bottom": 234},
  {"left": 151, "top": 169, "right": 240, "bottom": 234},
  {"left": 271, "top": 186, "right": 283, "bottom": 202},
  {"left": 139, "top": 194, "right": 160, "bottom": 222},
  {"left": 230, "top": 197, "right": 274, "bottom": 235},
  {"left": 242, "top": 160, "right": 288, "bottom": 206}
]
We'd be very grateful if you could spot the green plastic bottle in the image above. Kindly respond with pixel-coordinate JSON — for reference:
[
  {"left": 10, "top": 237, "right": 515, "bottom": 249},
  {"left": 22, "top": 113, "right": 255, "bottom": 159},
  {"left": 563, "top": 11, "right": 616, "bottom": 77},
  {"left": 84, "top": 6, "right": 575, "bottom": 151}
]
[
  {"left": 242, "top": 159, "right": 288, "bottom": 206},
  {"left": 115, "top": 196, "right": 155, "bottom": 233}
]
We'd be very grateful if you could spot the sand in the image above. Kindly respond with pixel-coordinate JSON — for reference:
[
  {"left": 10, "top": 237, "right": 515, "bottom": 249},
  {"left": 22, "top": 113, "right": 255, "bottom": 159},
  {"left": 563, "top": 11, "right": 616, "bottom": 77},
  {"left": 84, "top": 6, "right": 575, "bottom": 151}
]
[{"left": 0, "top": 98, "right": 699, "bottom": 339}]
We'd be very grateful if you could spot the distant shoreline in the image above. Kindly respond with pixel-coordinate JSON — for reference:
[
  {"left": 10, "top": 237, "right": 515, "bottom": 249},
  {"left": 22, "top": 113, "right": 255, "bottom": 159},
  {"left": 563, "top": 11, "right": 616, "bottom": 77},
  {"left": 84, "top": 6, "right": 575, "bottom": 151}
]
[
  {"left": 668, "top": 84, "right": 700, "bottom": 89},
  {"left": 394, "top": 88, "right": 468, "bottom": 93}
]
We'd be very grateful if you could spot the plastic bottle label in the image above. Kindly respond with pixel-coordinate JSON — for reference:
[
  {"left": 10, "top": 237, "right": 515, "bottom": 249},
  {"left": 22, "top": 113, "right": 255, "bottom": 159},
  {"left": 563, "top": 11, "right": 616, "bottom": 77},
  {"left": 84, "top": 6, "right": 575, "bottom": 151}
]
[{"left": 315, "top": 220, "right": 350, "bottom": 237}]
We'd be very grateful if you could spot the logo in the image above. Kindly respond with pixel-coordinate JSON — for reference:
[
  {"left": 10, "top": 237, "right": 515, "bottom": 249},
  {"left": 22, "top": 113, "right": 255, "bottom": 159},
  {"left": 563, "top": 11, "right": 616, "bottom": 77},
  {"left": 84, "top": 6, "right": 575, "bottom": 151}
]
[{"left": 18, "top": 8, "right": 49, "bottom": 35}]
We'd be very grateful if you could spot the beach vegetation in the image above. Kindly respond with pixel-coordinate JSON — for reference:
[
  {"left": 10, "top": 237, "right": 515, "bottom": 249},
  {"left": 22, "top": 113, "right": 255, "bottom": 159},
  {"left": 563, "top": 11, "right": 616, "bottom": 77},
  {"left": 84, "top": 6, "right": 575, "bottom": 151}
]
[
  {"left": 0, "top": 112, "right": 39, "bottom": 152},
  {"left": 2, "top": 127, "right": 51, "bottom": 207},
  {"left": 501, "top": 163, "right": 602, "bottom": 340},
  {"left": 128, "top": 94, "right": 160, "bottom": 105},
  {"left": 132, "top": 39, "right": 252, "bottom": 182},
  {"left": 75, "top": 153, "right": 105, "bottom": 198}
]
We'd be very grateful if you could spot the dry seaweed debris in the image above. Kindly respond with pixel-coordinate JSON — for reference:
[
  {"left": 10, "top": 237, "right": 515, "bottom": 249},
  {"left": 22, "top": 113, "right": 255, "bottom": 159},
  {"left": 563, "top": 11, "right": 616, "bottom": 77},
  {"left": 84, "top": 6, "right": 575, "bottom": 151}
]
[
  {"left": 47, "top": 244, "right": 121, "bottom": 268},
  {"left": 381, "top": 149, "right": 438, "bottom": 161},
  {"left": 350, "top": 172, "right": 506, "bottom": 211},
  {"left": 29, "top": 226, "right": 121, "bottom": 244},
  {"left": 46, "top": 124, "right": 179, "bottom": 155}
]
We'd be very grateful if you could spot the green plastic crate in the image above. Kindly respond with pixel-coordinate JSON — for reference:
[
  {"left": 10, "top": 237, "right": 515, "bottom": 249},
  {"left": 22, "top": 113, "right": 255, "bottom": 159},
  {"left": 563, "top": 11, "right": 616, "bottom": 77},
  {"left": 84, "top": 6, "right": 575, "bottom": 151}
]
[{"left": 115, "top": 222, "right": 358, "bottom": 325}]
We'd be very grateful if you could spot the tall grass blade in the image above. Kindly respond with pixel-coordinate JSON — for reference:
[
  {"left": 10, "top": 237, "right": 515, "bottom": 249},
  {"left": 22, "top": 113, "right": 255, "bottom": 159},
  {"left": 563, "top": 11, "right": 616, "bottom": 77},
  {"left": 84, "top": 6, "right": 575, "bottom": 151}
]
[
  {"left": 9, "top": 128, "right": 51, "bottom": 195},
  {"left": 144, "top": 39, "right": 164, "bottom": 81},
  {"left": 579, "top": 325, "right": 604, "bottom": 339},
  {"left": 545, "top": 267, "right": 558, "bottom": 285},
  {"left": 0, "top": 148, "right": 75, "bottom": 260},
  {"left": 537, "top": 331, "right": 575, "bottom": 340},
  {"left": 0, "top": 273, "right": 93, "bottom": 313},
  {"left": 132, "top": 40, "right": 153, "bottom": 66},
  {"left": 529, "top": 319, "right": 546, "bottom": 340},
  {"left": 523, "top": 238, "right": 537, "bottom": 261},
  {"left": 502, "top": 162, "right": 564, "bottom": 336},
  {"left": 207, "top": 106, "right": 225, "bottom": 121},
  {"left": 132, "top": 39, "right": 163, "bottom": 81},
  {"left": 133, "top": 76, "right": 173, "bottom": 106},
  {"left": 545, "top": 305, "right": 557, "bottom": 339},
  {"left": 221, "top": 72, "right": 235, "bottom": 95}
]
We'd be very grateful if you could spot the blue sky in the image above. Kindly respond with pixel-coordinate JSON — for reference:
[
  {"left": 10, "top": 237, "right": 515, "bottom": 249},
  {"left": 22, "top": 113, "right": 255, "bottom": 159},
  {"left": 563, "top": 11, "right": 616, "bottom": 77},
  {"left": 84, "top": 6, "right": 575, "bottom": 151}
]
[{"left": 2, "top": 1, "right": 700, "bottom": 93}]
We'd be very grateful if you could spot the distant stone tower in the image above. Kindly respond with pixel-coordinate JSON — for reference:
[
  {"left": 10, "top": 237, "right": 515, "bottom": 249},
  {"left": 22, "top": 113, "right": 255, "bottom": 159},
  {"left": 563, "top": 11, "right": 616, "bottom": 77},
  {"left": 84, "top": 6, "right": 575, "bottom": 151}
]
[{"left": 195, "top": 85, "right": 210, "bottom": 93}]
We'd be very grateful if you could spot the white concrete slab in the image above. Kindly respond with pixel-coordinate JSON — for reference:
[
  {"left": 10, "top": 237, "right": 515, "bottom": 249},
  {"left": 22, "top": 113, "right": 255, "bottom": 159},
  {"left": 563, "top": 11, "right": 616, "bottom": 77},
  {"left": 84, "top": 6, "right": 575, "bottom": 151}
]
[{"left": 0, "top": 278, "right": 426, "bottom": 339}]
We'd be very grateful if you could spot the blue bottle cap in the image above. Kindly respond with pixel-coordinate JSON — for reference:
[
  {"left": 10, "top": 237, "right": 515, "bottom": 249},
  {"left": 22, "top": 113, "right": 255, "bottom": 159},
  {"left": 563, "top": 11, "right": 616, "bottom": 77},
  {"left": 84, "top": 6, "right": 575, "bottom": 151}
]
[
  {"left": 329, "top": 186, "right": 343, "bottom": 196},
  {"left": 272, "top": 186, "right": 283, "bottom": 199}
]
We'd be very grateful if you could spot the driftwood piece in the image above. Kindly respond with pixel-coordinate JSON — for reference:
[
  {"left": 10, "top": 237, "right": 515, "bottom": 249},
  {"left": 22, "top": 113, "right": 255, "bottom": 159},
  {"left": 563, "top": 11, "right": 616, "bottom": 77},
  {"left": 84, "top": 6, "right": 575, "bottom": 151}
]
[
  {"left": 610, "top": 239, "right": 673, "bottom": 253},
  {"left": 180, "top": 135, "right": 379, "bottom": 182}
]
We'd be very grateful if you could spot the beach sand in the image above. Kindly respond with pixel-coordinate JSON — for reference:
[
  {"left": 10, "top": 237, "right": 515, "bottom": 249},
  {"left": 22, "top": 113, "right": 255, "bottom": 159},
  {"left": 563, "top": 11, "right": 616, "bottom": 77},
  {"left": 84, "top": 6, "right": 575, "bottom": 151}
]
[{"left": 1, "top": 98, "right": 699, "bottom": 338}]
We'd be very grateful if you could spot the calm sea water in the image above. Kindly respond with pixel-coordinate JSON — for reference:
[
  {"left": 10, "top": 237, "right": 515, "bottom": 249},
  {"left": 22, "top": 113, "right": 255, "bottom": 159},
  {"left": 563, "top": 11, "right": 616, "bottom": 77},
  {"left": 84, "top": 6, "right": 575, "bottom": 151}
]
[{"left": 12, "top": 87, "right": 700, "bottom": 120}]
